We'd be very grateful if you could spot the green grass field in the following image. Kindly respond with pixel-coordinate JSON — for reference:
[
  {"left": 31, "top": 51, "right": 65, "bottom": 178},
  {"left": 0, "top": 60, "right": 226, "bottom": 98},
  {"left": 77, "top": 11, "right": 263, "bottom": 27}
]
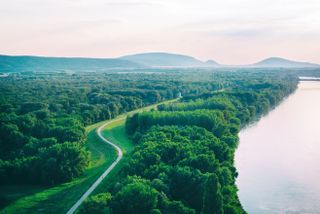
[{"left": 0, "top": 99, "right": 178, "bottom": 214}]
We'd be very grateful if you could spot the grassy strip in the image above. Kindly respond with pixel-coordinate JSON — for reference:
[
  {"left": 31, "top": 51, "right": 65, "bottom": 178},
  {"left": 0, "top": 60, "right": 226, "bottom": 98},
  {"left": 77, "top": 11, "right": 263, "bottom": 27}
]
[
  {"left": 91, "top": 119, "right": 133, "bottom": 195},
  {"left": 1, "top": 99, "right": 178, "bottom": 214}
]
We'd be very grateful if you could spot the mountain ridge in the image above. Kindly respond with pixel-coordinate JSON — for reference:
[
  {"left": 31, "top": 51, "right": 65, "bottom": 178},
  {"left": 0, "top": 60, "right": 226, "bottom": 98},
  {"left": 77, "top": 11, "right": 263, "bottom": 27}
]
[
  {"left": 120, "top": 52, "right": 219, "bottom": 67},
  {"left": 251, "top": 57, "right": 319, "bottom": 68},
  {"left": 0, "top": 53, "right": 319, "bottom": 72},
  {"left": 0, "top": 55, "right": 144, "bottom": 72}
]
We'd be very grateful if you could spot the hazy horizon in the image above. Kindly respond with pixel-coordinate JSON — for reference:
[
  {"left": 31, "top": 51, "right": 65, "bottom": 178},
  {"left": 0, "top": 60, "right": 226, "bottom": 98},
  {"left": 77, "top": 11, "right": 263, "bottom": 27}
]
[
  {"left": 1, "top": 0, "right": 320, "bottom": 64},
  {"left": 1, "top": 52, "right": 319, "bottom": 66}
]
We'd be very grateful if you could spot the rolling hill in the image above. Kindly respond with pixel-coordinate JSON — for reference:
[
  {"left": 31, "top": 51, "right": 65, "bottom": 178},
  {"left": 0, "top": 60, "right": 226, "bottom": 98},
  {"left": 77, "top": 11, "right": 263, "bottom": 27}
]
[
  {"left": 252, "top": 57, "right": 320, "bottom": 68},
  {"left": 121, "top": 52, "right": 219, "bottom": 67},
  {"left": 0, "top": 55, "right": 144, "bottom": 72}
]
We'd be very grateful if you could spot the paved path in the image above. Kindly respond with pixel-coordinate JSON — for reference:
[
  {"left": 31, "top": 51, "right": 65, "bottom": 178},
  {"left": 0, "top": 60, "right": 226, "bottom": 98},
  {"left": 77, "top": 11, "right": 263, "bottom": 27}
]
[
  {"left": 66, "top": 118, "right": 123, "bottom": 214},
  {"left": 66, "top": 98, "right": 180, "bottom": 214}
]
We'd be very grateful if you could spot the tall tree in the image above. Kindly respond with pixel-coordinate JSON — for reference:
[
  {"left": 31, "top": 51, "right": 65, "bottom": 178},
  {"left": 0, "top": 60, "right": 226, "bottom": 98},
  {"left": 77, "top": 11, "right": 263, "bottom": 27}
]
[{"left": 202, "top": 174, "right": 224, "bottom": 214}]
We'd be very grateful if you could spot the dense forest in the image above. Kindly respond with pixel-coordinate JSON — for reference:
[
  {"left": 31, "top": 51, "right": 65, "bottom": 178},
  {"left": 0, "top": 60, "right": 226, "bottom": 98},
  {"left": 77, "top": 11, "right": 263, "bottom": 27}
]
[
  {"left": 0, "top": 71, "right": 186, "bottom": 186},
  {"left": 77, "top": 70, "right": 298, "bottom": 214},
  {"left": 0, "top": 69, "right": 234, "bottom": 193}
]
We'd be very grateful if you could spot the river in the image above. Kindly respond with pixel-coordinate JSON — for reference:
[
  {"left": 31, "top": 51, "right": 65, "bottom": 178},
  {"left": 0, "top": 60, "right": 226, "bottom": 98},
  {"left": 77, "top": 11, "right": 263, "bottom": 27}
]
[{"left": 235, "top": 81, "right": 320, "bottom": 214}]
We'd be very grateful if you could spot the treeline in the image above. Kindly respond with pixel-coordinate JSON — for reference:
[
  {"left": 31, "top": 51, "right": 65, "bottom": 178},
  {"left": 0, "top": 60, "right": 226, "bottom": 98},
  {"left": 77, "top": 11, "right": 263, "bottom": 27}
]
[
  {"left": 126, "top": 110, "right": 239, "bottom": 141},
  {"left": 80, "top": 72, "right": 297, "bottom": 214}
]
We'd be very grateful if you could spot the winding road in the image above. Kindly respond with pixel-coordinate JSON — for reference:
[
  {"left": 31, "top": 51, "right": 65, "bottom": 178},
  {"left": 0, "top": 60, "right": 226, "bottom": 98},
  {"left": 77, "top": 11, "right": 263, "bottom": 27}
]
[
  {"left": 66, "top": 118, "right": 123, "bottom": 214},
  {"left": 66, "top": 98, "right": 179, "bottom": 214}
]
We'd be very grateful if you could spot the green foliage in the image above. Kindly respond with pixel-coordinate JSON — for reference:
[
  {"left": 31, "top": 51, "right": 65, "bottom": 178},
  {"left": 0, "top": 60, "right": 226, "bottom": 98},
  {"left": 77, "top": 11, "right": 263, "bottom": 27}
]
[
  {"left": 79, "top": 193, "right": 112, "bottom": 214},
  {"left": 38, "top": 142, "right": 90, "bottom": 184},
  {"left": 112, "top": 179, "right": 159, "bottom": 214},
  {"left": 159, "top": 198, "right": 196, "bottom": 214},
  {"left": 202, "top": 174, "right": 223, "bottom": 214}
]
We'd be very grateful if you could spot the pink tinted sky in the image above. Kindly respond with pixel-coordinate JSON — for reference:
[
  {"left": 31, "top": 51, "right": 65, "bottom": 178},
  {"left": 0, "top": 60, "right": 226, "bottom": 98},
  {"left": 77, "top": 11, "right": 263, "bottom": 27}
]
[{"left": 1, "top": 0, "right": 320, "bottom": 64}]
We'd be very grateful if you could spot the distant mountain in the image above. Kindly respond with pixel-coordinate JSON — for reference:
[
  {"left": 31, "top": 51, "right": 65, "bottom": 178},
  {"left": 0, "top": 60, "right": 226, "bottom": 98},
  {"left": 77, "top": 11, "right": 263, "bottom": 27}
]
[
  {"left": 0, "top": 55, "right": 144, "bottom": 72},
  {"left": 252, "top": 57, "right": 320, "bottom": 68},
  {"left": 0, "top": 53, "right": 221, "bottom": 72},
  {"left": 2, "top": 53, "right": 317, "bottom": 72},
  {"left": 120, "top": 52, "right": 217, "bottom": 67},
  {"left": 205, "top": 60, "right": 220, "bottom": 66}
]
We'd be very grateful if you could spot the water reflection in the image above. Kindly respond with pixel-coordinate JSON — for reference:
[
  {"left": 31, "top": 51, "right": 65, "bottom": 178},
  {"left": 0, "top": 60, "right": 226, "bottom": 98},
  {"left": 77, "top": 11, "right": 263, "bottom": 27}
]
[{"left": 235, "top": 81, "right": 320, "bottom": 214}]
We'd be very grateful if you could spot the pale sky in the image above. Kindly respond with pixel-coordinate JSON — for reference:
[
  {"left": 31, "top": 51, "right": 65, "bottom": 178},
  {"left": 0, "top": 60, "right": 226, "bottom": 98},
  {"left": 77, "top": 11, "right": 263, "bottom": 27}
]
[{"left": 1, "top": 0, "right": 320, "bottom": 64}]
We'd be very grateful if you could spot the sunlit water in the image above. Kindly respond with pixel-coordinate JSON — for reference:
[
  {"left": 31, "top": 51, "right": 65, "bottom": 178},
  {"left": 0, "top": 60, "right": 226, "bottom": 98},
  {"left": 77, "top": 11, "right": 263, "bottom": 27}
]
[{"left": 235, "top": 81, "right": 320, "bottom": 214}]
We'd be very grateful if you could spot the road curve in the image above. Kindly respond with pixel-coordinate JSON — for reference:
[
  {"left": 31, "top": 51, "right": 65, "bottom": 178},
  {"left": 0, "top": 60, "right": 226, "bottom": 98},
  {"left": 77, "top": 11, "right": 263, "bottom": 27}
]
[
  {"left": 66, "top": 118, "right": 123, "bottom": 214},
  {"left": 66, "top": 98, "right": 180, "bottom": 214}
]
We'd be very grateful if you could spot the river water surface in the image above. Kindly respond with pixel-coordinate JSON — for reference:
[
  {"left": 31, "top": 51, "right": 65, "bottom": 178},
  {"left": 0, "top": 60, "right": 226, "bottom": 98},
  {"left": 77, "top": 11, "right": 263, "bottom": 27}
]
[{"left": 235, "top": 81, "right": 320, "bottom": 214}]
